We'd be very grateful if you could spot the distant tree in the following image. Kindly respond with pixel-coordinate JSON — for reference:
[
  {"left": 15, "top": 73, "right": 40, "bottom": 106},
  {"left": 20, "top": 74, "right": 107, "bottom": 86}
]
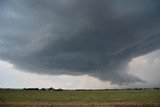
[
  {"left": 48, "top": 87, "right": 55, "bottom": 91},
  {"left": 41, "top": 88, "right": 46, "bottom": 91},
  {"left": 153, "top": 87, "right": 160, "bottom": 90},
  {"left": 55, "top": 88, "right": 63, "bottom": 91},
  {"left": 23, "top": 88, "right": 39, "bottom": 90}
]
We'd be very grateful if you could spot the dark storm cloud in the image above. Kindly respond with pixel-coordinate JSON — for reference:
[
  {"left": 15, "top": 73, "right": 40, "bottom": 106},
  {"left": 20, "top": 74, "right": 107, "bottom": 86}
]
[{"left": 1, "top": 0, "right": 160, "bottom": 84}]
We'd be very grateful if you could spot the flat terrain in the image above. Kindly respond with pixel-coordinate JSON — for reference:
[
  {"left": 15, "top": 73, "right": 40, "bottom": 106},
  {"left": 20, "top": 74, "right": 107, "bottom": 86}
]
[{"left": 0, "top": 89, "right": 160, "bottom": 107}]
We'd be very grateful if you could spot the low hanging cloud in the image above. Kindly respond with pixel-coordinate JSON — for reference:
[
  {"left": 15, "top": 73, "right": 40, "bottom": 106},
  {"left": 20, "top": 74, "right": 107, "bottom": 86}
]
[{"left": 0, "top": 0, "right": 160, "bottom": 85}]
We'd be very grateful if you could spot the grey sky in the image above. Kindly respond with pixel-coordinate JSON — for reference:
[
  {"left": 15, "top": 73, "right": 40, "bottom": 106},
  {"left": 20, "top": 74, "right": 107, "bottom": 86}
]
[{"left": 0, "top": 0, "right": 160, "bottom": 87}]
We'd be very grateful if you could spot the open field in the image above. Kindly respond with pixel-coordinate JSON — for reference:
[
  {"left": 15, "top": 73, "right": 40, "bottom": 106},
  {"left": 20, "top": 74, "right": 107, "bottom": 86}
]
[{"left": 0, "top": 89, "right": 160, "bottom": 107}]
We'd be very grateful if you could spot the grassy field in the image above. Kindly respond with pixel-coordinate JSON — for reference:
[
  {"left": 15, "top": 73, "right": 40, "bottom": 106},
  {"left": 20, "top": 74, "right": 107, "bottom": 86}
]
[{"left": 0, "top": 89, "right": 160, "bottom": 107}]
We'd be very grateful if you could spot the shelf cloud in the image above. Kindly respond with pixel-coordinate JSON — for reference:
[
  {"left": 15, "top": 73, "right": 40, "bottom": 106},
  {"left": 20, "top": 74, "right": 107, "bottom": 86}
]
[{"left": 0, "top": 0, "right": 160, "bottom": 85}]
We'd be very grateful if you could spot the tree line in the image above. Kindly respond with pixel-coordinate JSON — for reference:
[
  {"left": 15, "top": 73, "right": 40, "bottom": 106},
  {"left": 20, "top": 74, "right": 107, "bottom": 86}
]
[
  {"left": 0, "top": 87, "right": 159, "bottom": 91},
  {"left": 23, "top": 87, "right": 63, "bottom": 91}
]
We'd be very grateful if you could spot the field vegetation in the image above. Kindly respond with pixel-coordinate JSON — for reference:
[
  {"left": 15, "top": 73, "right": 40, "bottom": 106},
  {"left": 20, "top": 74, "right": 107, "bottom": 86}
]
[{"left": 0, "top": 88, "right": 160, "bottom": 107}]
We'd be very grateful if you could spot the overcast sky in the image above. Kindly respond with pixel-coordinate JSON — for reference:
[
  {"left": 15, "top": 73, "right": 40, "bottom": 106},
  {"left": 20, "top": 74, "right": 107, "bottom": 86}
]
[{"left": 0, "top": 0, "right": 160, "bottom": 89}]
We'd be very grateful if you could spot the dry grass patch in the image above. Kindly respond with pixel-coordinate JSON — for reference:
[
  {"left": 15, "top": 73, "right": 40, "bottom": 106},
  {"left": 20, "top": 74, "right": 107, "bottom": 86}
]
[{"left": 0, "top": 103, "right": 160, "bottom": 107}]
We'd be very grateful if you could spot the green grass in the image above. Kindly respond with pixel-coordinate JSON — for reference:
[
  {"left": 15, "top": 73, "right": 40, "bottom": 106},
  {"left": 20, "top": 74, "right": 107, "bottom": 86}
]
[{"left": 0, "top": 89, "right": 160, "bottom": 104}]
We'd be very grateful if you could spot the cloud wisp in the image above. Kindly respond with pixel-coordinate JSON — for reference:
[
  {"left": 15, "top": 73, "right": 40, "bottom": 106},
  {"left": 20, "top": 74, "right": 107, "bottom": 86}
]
[{"left": 0, "top": 0, "right": 160, "bottom": 85}]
